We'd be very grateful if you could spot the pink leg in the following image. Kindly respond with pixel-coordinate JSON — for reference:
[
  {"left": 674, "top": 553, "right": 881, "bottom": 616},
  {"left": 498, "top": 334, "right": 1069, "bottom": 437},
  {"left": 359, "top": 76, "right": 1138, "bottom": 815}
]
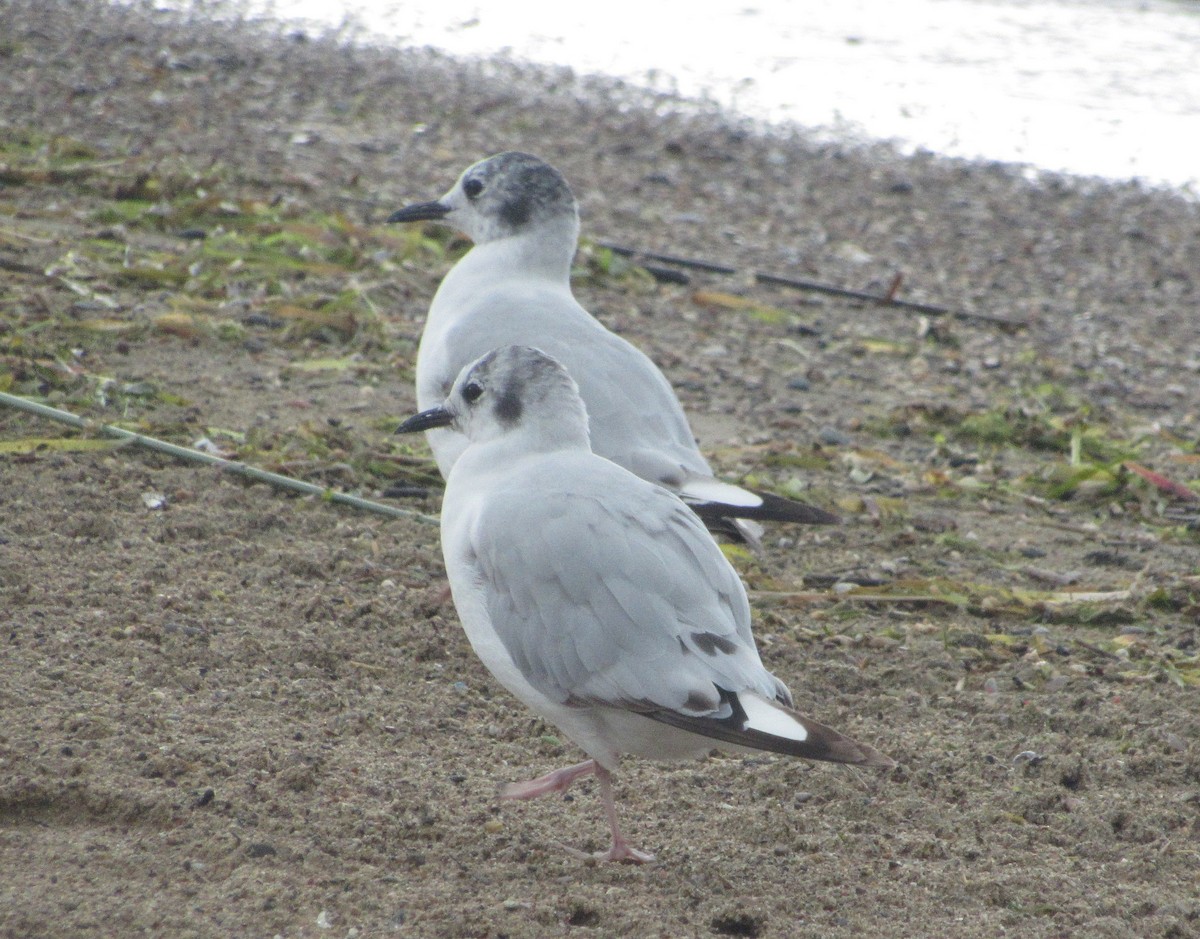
[
  {"left": 500, "top": 759, "right": 597, "bottom": 800},
  {"left": 594, "top": 765, "right": 654, "bottom": 864},
  {"left": 499, "top": 760, "right": 655, "bottom": 863}
]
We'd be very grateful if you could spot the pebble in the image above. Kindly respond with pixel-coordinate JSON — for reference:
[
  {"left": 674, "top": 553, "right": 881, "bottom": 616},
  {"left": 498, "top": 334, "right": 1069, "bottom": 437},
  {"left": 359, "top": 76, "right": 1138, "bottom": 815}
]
[
  {"left": 141, "top": 491, "right": 167, "bottom": 510},
  {"left": 819, "top": 426, "right": 850, "bottom": 446}
]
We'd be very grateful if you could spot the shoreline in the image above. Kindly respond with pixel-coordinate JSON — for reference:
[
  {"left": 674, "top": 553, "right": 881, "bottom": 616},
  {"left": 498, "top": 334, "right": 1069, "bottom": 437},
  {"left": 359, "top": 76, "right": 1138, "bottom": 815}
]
[
  {"left": 2, "top": 2, "right": 1199, "bottom": 937},
  {"left": 187, "top": 0, "right": 1200, "bottom": 195}
]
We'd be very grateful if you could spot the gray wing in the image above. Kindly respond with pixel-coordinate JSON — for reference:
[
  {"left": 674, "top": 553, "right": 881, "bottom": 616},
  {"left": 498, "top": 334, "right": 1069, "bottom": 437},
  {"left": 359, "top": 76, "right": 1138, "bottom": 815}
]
[
  {"left": 470, "top": 459, "right": 783, "bottom": 715},
  {"left": 435, "top": 285, "right": 712, "bottom": 480}
]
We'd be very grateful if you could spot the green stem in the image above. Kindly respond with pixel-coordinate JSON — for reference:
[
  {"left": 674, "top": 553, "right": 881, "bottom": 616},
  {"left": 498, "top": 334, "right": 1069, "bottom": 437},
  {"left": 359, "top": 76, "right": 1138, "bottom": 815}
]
[{"left": 0, "top": 390, "right": 439, "bottom": 526}]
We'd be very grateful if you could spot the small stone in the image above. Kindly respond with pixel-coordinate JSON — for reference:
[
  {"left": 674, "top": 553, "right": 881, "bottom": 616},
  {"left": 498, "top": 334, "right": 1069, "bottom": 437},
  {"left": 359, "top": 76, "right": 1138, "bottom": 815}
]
[
  {"left": 787, "top": 377, "right": 811, "bottom": 391},
  {"left": 141, "top": 491, "right": 167, "bottom": 510},
  {"left": 848, "top": 466, "right": 873, "bottom": 485},
  {"left": 818, "top": 426, "right": 850, "bottom": 446},
  {"left": 1155, "top": 729, "right": 1187, "bottom": 752},
  {"left": 191, "top": 437, "right": 224, "bottom": 454},
  {"left": 912, "top": 514, "right": 956, "bottom": 533}
]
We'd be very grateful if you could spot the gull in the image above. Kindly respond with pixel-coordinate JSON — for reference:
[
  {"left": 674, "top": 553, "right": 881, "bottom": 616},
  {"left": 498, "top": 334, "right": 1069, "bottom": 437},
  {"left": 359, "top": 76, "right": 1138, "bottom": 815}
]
[
  {"left": 388, "top": 151, "right": 838, "bottom": 543},
  {"left": 395, "top": 345, "right": 892, "bottom": 863}
]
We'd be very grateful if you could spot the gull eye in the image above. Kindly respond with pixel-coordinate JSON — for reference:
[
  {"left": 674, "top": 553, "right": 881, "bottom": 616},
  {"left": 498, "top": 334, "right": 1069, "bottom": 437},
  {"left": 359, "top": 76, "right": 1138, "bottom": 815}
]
[
  {"left": 463, "top": 178, "right": 484, "bottom": 199},
  {"left": 462, "top": 381, "right": 484, "bottom": 403}
]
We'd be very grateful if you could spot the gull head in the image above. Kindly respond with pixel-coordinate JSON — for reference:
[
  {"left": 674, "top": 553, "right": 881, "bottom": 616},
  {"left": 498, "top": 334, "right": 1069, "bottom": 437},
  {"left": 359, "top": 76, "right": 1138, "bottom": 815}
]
[
  {"left": 388, "top": 152, "right": 579, "bottom": 244},
  {"left": 396, "top": 345, "right": 590, "bottom": 451}
]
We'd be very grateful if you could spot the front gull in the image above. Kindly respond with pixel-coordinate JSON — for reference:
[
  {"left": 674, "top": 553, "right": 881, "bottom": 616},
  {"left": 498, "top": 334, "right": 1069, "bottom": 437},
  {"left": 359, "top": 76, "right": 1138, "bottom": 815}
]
[
  {"left": 388, "top": 151, "right": 838, "bottom": 543},
  {"left": 395, "top": 344, "right": 892, "bottom": 863}
]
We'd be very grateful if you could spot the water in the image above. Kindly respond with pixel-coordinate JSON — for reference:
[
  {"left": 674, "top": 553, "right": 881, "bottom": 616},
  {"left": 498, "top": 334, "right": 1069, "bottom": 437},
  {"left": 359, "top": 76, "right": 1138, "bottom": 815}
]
[{"left": 230, "top": 0, "right": 1200, "bottom": 192}]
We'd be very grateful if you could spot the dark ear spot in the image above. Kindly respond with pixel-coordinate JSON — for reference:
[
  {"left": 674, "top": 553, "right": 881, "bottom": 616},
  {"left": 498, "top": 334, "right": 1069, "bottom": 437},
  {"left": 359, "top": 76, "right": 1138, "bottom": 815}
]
[
  {"left": 500, "top": 196, "right": 531, "bottom": 227},
  {"left": 494, "top": 388, "right": 523, "bottom": 426}
]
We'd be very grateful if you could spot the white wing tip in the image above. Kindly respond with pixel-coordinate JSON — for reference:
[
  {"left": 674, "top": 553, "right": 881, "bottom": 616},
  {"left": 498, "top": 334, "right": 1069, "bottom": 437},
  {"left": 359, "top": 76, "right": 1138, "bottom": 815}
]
[
  {"left": 739, "top": 692, "right": 808, "bottom": 742},
  {"left": 679, "top": 476, "right": 763, "bottom": 510}
]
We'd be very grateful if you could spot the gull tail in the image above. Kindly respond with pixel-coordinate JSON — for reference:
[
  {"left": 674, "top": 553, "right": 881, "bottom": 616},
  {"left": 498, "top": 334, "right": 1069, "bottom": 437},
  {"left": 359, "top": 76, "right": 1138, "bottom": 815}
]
[
  {"left": 680, "top": 475, "right": 840, "bottom": 528},
  {"left": 648, "top": 688, "right": 894, "bottom": 769}
]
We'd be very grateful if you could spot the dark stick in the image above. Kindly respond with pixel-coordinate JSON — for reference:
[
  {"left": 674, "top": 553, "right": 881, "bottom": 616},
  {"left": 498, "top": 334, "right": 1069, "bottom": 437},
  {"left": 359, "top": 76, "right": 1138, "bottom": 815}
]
[{"left": 595, "top": 240, "right": 1026, "bottom": 327}]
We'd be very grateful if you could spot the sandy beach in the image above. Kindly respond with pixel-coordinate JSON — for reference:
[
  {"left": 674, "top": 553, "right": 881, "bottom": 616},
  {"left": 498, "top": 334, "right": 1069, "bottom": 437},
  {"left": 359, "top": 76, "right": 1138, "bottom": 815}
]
[{"left": 2, "top": 2, "right": 1199, "bottom": 936}]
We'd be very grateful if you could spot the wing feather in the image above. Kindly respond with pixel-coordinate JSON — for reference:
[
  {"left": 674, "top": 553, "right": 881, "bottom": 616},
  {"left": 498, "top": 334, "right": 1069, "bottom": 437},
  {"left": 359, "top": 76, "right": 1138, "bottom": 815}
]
[{"left": 467, "top": 457, "right": 778, "bottom": 714}]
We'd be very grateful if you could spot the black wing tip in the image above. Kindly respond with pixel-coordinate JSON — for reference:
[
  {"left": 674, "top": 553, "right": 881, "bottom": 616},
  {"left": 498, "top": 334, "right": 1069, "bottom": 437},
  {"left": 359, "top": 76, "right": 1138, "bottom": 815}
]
[
  {"left": 747, "top": 715, "right": 894, "bottom": 769},
  {"left": 688, "top": 491, "right": 841, "bottom": 527},
  {"left": 821, "top": 735, "right": 896, "bottom": 770},
  {"left": 746, "top": 490, "right": 841, "bottom": 526},
  {"left": 645, "top": 690, "right": 892, "bottom": 769}
]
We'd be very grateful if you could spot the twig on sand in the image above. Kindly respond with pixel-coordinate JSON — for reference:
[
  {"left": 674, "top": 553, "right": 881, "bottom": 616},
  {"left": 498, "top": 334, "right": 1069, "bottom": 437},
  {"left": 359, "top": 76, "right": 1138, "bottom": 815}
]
[
  {"left": 0, "top": 391, "right": 439, "bottom": 526},
  {"left": 750, "top": 590, "right": 954, "bottom": 605},
  {"left": 595, "top": 240, "right": 1027, "bottom": 328}
]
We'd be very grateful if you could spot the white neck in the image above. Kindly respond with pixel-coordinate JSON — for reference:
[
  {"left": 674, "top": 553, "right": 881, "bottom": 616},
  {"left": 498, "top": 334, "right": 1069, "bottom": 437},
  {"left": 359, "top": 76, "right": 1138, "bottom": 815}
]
[
  {"left": 463, "top": 214, "right": 579, "bottom": 283},
  {"left": 450, "top": 419, "right": 590, "bottom": 489}
]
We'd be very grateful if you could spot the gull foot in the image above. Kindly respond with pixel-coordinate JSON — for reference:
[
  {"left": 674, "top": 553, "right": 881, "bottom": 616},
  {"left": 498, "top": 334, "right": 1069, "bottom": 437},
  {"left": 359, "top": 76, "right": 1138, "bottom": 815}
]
[{"left": 554, "top": 839, "right": 655, "bottom": 865}]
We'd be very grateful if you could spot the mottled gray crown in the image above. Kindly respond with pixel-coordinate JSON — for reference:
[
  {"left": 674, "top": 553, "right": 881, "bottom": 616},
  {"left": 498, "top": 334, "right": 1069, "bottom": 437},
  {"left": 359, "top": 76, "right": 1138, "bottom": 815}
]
[
  {"left": 460, "top": 152, "right": 577, "bottom": 231},
  {"left": 461, "top": 345, "right": 580, "bottom": 430}
]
